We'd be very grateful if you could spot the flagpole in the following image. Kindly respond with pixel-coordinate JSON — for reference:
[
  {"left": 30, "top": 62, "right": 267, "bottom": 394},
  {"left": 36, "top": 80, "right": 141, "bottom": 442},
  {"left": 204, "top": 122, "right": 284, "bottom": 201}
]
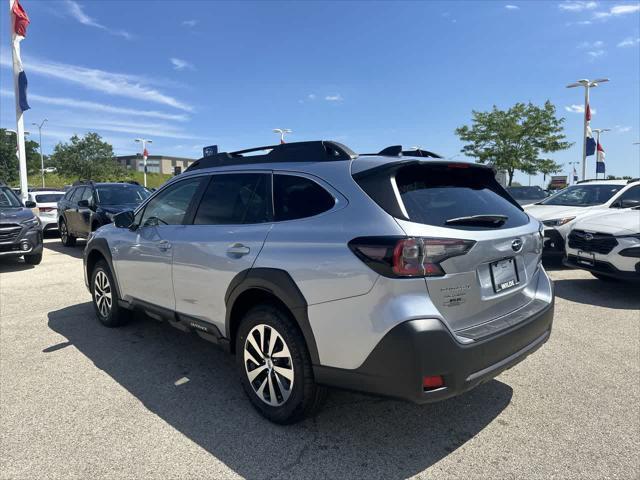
[
  {"left": 581, "top": 85, "right": 589, "bottom": 182},
  {"left": 594, "top": 129, "right": 600, "bottom": 180},
  {"left": 9, "top": 0, "right": 28, "bottom": 202}
]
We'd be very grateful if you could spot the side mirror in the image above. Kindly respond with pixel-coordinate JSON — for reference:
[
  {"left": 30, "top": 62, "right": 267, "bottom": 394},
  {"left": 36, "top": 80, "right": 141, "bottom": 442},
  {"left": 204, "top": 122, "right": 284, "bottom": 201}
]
[
  {"left": 77, "top": 199, "right": 90, "bottom": 208},
  {"left": 114, "top": 210, "right": 135, "bottom": 229},
  {"left": 620, "top": 199, "right": 640, "bottom": 209},
  {"left": 25, "top": 200, "right": 36, "bottom": 208}
]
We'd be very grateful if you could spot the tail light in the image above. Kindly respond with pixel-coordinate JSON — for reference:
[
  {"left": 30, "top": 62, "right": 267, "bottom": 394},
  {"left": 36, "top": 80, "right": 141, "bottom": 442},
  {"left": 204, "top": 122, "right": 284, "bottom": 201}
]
[
  {"left": 38, "top": 207, "right": 55, "bottom": 213},
  {"left": 348, "top": 236, "right": 475, "bottom": 278}
]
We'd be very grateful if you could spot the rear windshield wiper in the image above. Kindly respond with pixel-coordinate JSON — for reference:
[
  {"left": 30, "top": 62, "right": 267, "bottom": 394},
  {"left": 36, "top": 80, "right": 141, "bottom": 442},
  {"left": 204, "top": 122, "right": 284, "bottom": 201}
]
[{"left": 445, "top": 214, "right": 508, "bottom": 226}]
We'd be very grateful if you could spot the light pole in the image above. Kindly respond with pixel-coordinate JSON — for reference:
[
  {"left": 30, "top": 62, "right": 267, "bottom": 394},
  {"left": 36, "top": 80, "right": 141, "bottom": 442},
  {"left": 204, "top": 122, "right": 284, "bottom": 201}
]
[
  {"left": 32, "top": 119, "right": 47, "bottom": 188},
  {"left": 591, "top": 128, "right": 610, "bottom": 179},
  {"left": 566, "top": 78, "right": 609, "bottom": 181},
  {"left": 134, "top": 138, "right": 153, "bottom": 187},
  {"left": 273, "top": 128, "right": 291, "bottom": 144},
  {"left": 568, "top": 161, "right": 580, "bottom": 185}
]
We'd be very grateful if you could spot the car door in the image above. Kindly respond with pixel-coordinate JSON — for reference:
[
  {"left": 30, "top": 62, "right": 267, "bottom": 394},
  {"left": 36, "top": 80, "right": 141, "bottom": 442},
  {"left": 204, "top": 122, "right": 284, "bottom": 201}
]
[
  {"left": 76, "top": 187, "right": 94, "bottom": 238},
  {"left": 65, "top": 187, "right": 84, "bottom": 235},
  {"left": 172, "top": 172, "right": 273, "bottom": 334},
  {"left": 112, "top": 176, "right": 206, "bottom": 311}
]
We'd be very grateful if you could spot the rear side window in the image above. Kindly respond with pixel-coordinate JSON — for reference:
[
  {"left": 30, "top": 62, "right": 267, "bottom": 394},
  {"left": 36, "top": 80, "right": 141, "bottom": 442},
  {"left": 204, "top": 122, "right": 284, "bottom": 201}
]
[
  {"left": 355, "top": 163, "right": 529, "bottom": 230},
  {"left": 273, "top": 174, "right": 335, "bottom": 221},
  {"left": 194, "top": 173, "right": 270, "bottom": 225}
]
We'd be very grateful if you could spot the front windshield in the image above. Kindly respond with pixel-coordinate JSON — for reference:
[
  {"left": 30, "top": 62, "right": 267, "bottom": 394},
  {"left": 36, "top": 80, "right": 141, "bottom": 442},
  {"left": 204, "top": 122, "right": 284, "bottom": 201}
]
[
  {"left": 95, "top": 185, "right": 151, "bottom": 205},
  {"left": 540, "top": 184, "right": 622, "bottom": 207},
  {"left": 0, "top": 187, "right": 23, "bottom": 208},
  {"left": 507, "top": 187, "right": 547, "bottom": 200}
]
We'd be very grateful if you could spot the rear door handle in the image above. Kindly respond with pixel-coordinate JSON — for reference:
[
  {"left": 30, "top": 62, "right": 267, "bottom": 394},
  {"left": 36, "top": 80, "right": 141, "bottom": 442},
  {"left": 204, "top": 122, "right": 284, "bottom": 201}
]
[
  {"left": 158, "top": 240, "right": 172, "bottom": 251},
  {"left": 227, "top": 243, "right": 250, "bottom": 256}
]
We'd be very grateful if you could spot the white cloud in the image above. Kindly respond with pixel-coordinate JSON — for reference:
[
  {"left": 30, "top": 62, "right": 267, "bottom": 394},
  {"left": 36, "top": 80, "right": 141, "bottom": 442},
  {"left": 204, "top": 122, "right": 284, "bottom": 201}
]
[
  {"left": 505, "top": 5, "right": 520, "bottom": 10},
  {"left": 55, "top": 118, "right": 203, "bottom": 140},
  {"left": 181, "top": 19, "right": 198, "bottom": 27},
  {"left": 325, "top": 94, "right": 343, "bottom": 102},
  {"left": 0, "top": 51, "right": 193, "bottom": 111},
  {"left": 615, "top": 125, "right": 632, "bottom": 133},
  {"left": 308, "top": 94, "right": 316, "bottom": 100},
  {"left": 565, "top": 104, "right": 597, "bottom": 114},
  {"left": 170, "top": 58, "right": 195, "bottom": 71},
  {"left": 587, "top": 49, "right": 605, "bottom": 57},
  {"left": 0, "top": 89, "right": 188, "bottom": 121},
  {"left": 617, "top": 36, "right": 640, "bottom": 47},
  {"left": 64, "top": 0, "right": 131, "bottom": 39},
  {"left": 558, "top": 1, "right": 597, "bottom": 11},
  {"left": 578, "top": 40, "right": 604, "bottom": 48},
  {"left": 594, "top": 4, "right": 640, "bottom": 18}
]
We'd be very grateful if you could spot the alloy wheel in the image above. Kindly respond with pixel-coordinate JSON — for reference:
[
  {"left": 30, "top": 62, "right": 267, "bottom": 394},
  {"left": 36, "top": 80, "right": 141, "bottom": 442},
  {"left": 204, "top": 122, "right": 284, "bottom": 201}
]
[
  {"left": 244, "top": 324, "right": 294, "bottom": 407},
  {"left": 60, "top": 221, "right": 67, "bottom": 242},
  {"left": 94, "top": 271, "right": 112, "bottom": 318}
]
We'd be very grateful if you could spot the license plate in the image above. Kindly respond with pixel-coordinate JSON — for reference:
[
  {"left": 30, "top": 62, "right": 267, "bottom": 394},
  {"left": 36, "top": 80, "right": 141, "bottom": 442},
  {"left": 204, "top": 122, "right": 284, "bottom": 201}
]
[
  {"left": 577, "top": 250, "right": 595, "bottom": 267},
  {"left": 490, "top": 258, "right": 519, "bottom": 293}
]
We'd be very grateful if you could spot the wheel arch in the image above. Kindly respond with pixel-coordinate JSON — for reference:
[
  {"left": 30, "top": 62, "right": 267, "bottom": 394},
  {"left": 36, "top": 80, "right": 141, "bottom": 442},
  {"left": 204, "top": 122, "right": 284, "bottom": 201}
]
[
  {"left": 85, "top": 238, "right": 122, "bottom": 298},
  {"left": 225, "top": 268, "right": 320, "bottom": 365}
]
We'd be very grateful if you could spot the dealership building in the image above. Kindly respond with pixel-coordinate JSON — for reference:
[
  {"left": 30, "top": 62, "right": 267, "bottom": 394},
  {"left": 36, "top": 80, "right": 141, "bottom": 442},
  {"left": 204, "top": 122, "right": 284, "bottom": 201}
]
[{"left": 115, "top": 155, "right": 197, "bottom": 175}]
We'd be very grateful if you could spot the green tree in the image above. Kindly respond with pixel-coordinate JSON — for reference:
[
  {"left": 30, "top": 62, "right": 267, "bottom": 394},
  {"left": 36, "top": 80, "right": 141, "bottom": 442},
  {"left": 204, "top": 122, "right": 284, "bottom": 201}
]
[
  {"left": 455, "top": 101, "right": 572, "bottom": 186},
  {"left": 50, "top": 132, "right": 124, "bottom": 181},
  {"left": 536, "top": 158, "right": 563, "bottom": 183},
  {"left": 0, "top": 128, "right": 42, "bottom": 184}
]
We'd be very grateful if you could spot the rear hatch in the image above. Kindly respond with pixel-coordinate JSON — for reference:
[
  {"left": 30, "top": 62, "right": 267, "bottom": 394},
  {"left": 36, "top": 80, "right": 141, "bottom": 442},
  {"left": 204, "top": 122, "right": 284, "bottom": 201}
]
[{"left": 353, "top": 160, "right": 543, "bottom": 333}]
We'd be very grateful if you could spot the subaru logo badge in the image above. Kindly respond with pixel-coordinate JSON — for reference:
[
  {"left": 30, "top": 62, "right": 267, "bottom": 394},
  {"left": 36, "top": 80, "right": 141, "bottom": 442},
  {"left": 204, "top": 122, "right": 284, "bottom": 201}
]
[
  {"left": 511, "top": 238, "right": 523, "bottom": 252},
  {"left": 584, "top": 233, "right": 594, "bottom": 241}
]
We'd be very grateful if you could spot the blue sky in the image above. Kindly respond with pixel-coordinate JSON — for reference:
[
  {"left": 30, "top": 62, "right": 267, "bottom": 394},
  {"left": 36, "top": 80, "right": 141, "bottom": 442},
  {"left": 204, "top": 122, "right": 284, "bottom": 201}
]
[{"left": 1, "top": 0, "right": 639, "bottom": 185}]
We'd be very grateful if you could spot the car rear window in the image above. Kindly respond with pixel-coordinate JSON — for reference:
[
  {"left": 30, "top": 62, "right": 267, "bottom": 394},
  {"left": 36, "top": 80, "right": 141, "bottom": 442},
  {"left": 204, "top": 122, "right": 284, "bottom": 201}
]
[
  {"left": 35, "top": 193, "right": 64, "bottom": 203},
  {"left": 355, "top": 163, "right": 529, "bottom": 230}
]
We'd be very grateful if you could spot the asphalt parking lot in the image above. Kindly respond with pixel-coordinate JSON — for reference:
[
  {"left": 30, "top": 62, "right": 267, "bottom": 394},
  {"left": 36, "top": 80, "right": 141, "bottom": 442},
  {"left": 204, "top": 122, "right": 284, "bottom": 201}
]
[{"left": 1, "top": 237, "right": 638, "bottom": 480}]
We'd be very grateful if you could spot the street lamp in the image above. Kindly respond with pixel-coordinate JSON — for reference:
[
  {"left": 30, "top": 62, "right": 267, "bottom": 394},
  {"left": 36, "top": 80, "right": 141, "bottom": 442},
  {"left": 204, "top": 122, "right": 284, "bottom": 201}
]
[
  {"left": 273, "top": 128, "right": 291, "bottom": 144},
  {"left": 32, "top": 119, "right": 48, "bottom": 188},
  {"left": 591, "top": 128, "right": 610, "bottom": 179},
  {"left": 566, "top": 78, "right": 609, "bottom": 181},
  {"left": 134, "top": 138, "right": 153, "bottom": 187}
]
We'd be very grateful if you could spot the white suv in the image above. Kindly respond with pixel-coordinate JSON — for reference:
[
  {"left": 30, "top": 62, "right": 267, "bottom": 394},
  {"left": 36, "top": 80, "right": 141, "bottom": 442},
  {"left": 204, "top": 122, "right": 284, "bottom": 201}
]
[
  {"left": 565, "top": 207, "right": 640, "bottom": 281},
  {"left": 525, "top": 179, "right": 640, "bottom": 259}
]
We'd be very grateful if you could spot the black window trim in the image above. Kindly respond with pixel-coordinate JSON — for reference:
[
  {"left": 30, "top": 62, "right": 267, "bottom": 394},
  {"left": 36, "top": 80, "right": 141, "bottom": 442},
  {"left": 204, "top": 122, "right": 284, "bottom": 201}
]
[
  {"left": 187, "top": 170, "right": 274, "bottom": 226},
  {"left": 272, "top": 170, "right": 344, "bottom": 223}
]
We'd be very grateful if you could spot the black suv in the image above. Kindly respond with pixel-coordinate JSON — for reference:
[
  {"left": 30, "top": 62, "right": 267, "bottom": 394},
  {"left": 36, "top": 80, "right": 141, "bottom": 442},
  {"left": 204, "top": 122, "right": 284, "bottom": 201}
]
[
  {"left": 0, "top": 182, "right": 43, "bottom": 264},
  {"left": 58, "top": 181, "right": 150, "bottom": 246}
]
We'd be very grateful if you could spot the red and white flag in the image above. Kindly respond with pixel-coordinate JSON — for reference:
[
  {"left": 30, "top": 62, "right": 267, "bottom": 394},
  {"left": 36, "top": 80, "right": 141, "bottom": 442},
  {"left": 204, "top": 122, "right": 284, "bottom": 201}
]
[
  {"left": 143, "top": 148, "right": 149, "bottom": 159},
  {"left": 585, "top": 103, "right": 592, "bottom": 122},
  {"left": 10, "top": 0, "right": 30, "bottom": 112}
]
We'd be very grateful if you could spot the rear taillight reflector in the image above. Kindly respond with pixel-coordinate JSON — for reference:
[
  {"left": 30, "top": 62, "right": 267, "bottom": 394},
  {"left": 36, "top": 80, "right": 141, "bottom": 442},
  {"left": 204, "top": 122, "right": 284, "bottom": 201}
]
[
  {"left": 38, "top": 207, "right": 54, "bottom": 213},
  {"left": 423, "top": 375, "right": 444, "bottom": 390}
]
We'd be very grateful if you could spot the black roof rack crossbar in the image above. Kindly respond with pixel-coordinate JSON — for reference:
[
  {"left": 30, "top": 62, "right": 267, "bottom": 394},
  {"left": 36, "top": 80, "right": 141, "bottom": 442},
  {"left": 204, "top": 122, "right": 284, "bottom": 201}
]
[
  {"left": 361, "top": 145, "right": 443, "bottom": 159},
  {"left": 186, "top": 140, "right": 357, "bottom": 172}
]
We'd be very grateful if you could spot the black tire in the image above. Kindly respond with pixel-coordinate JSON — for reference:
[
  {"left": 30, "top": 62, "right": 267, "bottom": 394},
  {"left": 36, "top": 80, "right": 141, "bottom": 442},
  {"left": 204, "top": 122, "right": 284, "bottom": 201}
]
[
  {"left": 90, "top": 260, "right": 130, "bottom": 327},
  {"left": 23, "top": 252, "right": 43, "bottom": 265},
  {"left": 591, "top": 272, "right": 620, "bottom": 282},
  {"left": 59, "top": 218, "right": 76, "bottom": 247},
  {"left": 235, "top": 304, "right": 326, "bottom": 424}
]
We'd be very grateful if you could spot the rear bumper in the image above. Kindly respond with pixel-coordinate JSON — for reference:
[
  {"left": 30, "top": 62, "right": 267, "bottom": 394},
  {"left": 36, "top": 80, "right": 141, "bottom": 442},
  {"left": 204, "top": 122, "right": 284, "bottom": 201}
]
[
  {"left": 565, "top": 255, "right": 640, "bottom": 281},
  {"left": 314, "top": 299, "right": 553, "bottom": 404}
]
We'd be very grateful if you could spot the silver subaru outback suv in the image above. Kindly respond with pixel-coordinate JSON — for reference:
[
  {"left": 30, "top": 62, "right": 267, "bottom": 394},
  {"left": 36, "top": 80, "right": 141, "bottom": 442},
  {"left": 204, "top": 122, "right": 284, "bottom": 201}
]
[{"left": 84, "top": 141, "right": 554, "bottom": 424}]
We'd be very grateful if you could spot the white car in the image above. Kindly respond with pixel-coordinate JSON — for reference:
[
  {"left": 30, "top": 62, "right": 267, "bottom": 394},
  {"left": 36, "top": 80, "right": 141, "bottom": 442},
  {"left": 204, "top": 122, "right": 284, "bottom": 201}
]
[
  {"left": 524, "top": 179, "right": 640, "bottom": 259},
  {"left": 27, "top": 190, "right": 65, "bottom": 232},
  {"left": 565, "top": 207, "right": 640, "bottom": 281}
]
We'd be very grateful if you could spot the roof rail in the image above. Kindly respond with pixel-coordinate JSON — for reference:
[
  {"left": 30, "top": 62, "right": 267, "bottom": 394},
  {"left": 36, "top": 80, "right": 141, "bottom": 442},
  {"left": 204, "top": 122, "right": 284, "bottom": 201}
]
[
  {"left": 185, "top": 140, "right": 357, "bottom": 172},
  {"left": 72, "top": 180, "right": 95, "bottom": 186},
  {"left": 361, "top": 145, "right": 443, "bottom": 158}
]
